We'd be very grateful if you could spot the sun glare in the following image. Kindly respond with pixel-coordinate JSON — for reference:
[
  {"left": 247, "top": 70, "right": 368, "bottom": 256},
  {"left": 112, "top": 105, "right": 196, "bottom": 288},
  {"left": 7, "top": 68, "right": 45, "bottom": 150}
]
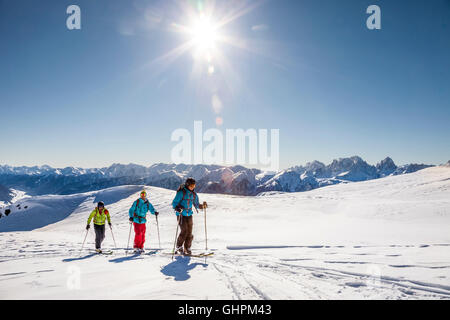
[
  {"left": 150, "top": 1, "right": 264, "bottom": 69},
  {"left": 190, "top": 14, "right": 218, "bottom": 55}
]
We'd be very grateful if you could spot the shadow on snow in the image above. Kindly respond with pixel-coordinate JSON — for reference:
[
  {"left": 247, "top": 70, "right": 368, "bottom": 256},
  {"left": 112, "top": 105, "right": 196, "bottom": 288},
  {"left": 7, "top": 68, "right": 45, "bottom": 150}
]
[
  {"left": 108, "top": 253, "right": 144, "bottom": 263},
  {"left": 160, "top": 256, "right": 207, "bottom": 281},
  {"left": 62, "top": 253, "right": 97, "bottom": 262}
]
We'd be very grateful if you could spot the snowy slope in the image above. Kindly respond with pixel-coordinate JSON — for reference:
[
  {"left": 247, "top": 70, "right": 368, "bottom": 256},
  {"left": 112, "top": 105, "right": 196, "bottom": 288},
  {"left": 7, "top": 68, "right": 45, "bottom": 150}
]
[
  {"left": 0, "top": 186, "right": 143, "bottom": 232},
  {"left": 0, "top": 167, "right": 449, "bottom": 299}
]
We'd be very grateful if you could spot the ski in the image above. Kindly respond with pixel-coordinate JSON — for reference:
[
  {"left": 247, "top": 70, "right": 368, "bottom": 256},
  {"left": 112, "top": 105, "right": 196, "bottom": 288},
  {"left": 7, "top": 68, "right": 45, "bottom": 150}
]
[
  {"left": 190, "top": 253, "right": 214, "bottom": 257},
  {"left": 126, "top": 248, "right": 162, "bottom": 255},
  {"left": 90, "top": 250, "right": 113, "bottom": 255},
  {"left": 163, "top": 252, "right": 214, "bottom": 258},
  {"left": 98, "top": 251, "right": 113, "bottom": 255},
  {"left": 197, "top": 252, "right": 214, "bottom": 257}
]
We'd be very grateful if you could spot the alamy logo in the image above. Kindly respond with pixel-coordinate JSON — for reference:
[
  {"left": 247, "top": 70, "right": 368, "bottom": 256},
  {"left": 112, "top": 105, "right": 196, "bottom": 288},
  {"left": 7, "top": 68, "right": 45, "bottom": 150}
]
[
  {"left": 66, "top": 5, "right": 81, "bottom": 30},
  {"left": 171, "top": 121, "right": 280, "bottom": 171},
  {"left": 366, "top": 5, "right": 381, "bottom": 30}
]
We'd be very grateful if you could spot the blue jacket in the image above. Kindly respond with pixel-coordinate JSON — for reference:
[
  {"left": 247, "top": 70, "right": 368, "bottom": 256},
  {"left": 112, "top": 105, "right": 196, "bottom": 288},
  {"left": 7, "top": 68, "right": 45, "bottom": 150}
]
[
  {"left": 172, "top": 187, "right": 200, "bottom": 217},
  {"left": 129, "top": 198, "right": 156, "bottom": 224}
]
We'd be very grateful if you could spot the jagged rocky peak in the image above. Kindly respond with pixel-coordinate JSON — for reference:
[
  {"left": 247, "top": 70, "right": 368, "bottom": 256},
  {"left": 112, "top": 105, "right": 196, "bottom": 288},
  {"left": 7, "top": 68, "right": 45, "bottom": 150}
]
[
  {"left": 377, "top": 156, "right": 396, "bottom": 168},
  {"left": 329, "top": 155, "right": 364, "bottom": 169},
  {"left": 305, "top": 160, "right": 326, "bottom": 170},
  {"left": 330, "top": 156, "right": 366, "bottom": 168},
  {"left": 376, "top": 157, "right": 397, "bottom": 176},
  {"left": 303, "top": 160, "right": 327, "bottom": 177}
]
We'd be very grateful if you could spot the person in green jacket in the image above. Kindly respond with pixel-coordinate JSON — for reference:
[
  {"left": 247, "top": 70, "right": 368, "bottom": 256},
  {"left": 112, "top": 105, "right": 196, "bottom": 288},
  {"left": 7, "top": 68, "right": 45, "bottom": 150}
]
[{"left": 86, "top": 201, "right": 111, "bottom": 253}]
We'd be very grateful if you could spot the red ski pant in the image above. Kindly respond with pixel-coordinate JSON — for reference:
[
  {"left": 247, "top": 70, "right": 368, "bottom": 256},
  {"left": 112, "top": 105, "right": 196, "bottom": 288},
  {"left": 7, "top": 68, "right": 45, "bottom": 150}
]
[{"left": 133, "top": 222, "right": 146, "bottom": 249}]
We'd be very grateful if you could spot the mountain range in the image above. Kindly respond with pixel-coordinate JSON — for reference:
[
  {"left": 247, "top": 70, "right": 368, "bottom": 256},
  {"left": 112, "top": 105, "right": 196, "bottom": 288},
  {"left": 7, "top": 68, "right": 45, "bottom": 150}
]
[{"left": 0, "top": 156, "right": 438, "bottom": 200}]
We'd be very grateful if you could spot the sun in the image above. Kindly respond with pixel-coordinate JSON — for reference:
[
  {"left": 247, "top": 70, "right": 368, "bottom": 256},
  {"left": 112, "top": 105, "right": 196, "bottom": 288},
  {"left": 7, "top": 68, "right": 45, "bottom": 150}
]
[{"left": 189, "top": 14, "right": 219, "bottom": 56}]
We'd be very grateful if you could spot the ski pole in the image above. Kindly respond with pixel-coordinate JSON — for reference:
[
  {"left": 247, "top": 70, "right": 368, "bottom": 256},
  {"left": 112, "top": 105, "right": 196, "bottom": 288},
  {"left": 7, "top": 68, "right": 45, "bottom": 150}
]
[
  {"left": 79, "top": 228, "right": 89, "bottom": 257},
  {"left": 172, "top": 215, "right": 180, "bottom": 260},
  {"left": 109, "top": 224, "right": 117, "bottom": 249},
  {"left": 203, "top": 202, "right": 208, "bottom": 251},
  {"left": 195, "top": 204, "right": 208, "bottom": 251},
  {"left": 156, "top": 214, "right": 161, "bottom": 249},
  {"left": 126, "top": 221, "right": 133, "bottom": 256}
]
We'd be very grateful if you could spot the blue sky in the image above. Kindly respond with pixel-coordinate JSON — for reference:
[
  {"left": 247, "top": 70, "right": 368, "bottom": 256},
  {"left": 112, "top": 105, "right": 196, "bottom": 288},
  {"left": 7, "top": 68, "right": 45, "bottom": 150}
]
[{"left": 0, "top": 0, "right": 449, "bottom": 169}]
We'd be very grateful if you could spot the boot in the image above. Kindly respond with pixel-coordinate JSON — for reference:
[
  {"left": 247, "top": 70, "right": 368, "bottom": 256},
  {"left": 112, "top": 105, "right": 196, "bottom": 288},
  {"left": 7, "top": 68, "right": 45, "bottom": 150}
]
[
  {"left": 184, "top": 235, "right": 193, "bottom": 255},
  {"left": 175, "top": 246, "right": 184, "bottom": 255}
]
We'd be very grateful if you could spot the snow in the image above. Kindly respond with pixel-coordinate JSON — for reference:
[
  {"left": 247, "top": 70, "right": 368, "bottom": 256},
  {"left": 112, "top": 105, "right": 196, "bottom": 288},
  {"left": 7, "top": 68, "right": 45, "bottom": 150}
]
[
  {"left": 0, "top": 186, "right": 143, "bottom": 232},
  {"left": 0, "top": 189, "right": 29, "bottom": 208},
  {"left": 0, "top": 166, "right": 449, "bottom": 299}
]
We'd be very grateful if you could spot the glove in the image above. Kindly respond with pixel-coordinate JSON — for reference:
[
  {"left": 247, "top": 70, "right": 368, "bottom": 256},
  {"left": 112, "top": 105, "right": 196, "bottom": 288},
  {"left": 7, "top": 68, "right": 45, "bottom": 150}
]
[
  {"left": 203, "top": 201, "right": 208, "bottom": 208},
  {"left": 108, "top": 222, "right": 112, "bottom": 227},
  {"left": 86, "top": 224, "right": 90, "bottom": 230},
  {"left": 175, "top": 205, "right": 183, "bottom": 213},
  {"left": 154, "top": 211, "right": 159, "bottom": 216},
  {"left": 129, "top": 217, "right": 133, "bottom": 222},
  {"left": 199, "top": 204, "right": 203, "bottom": 210}
]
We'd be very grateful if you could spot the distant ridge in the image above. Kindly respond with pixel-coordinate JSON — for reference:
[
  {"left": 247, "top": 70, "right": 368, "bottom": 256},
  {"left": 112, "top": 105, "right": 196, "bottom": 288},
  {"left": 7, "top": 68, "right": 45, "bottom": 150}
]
[{"left": 0, "top": 156, "right": 435, "bottom": 196}]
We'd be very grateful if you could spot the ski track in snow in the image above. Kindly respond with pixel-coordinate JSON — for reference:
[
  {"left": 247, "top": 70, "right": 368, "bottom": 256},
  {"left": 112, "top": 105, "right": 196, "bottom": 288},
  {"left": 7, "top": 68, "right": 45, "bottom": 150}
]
[
  {"left": 215, "top": 251, "right": 450, "bottom": 299},
  {"left": 0, "top": 167, "right": 450, "bottom": 299}
]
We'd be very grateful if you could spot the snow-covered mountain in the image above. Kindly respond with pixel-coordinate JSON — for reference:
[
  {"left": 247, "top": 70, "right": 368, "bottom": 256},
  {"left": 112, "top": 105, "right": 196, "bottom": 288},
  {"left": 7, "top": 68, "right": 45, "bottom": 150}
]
[
  {"left": 256, "top": 156, "right": 434, "bottom": 194},
  {"left": 0, "top": 156, "right": 435, "bottom": 196},
  {"left": 376, "top": 157, "right": 398, "bottom": 177},
  {"left": 392, "top": 163, "right": 436, "bottom": 175}
]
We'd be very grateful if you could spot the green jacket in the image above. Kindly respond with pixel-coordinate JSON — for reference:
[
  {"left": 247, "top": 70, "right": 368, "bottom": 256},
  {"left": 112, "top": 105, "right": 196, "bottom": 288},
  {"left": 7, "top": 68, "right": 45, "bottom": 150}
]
[{"left": 87, "top": 208, "right": 111, "bottom": 225}]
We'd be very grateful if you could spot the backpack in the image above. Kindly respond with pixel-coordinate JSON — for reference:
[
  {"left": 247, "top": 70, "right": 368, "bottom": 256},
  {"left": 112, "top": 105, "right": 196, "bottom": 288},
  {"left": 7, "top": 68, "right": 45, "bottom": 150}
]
[
  {"left": 176, "top": 185, "right": 197, "bottom": 211},
  {"left": 134, "top": 198, "right": 150, "bottom": 222}
]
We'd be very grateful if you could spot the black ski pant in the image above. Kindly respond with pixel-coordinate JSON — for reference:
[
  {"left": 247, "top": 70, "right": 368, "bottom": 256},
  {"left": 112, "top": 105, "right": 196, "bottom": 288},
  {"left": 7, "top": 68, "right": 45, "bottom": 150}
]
[
  {"left": 94, "top": 224, "right": 105, "bottom": 249},
  {"left": 176, "top": 215, "right": 193, "bottom": 251}
]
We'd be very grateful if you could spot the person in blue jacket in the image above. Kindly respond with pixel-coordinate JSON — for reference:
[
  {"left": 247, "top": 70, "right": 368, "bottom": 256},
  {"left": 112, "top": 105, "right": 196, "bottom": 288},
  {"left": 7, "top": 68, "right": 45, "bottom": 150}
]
[
  {"left": 172, "top": 178, "right": 207, "bottom": 255},
  {"left": 128, "top": 189, "right": 158, "bottom": 253}
]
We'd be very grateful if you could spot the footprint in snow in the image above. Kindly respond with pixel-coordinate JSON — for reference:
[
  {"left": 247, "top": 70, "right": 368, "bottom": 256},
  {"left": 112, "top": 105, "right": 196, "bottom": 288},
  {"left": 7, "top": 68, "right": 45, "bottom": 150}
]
[
  {"left": 0, "top": 272, "right": 27, "bottom": 276},
  {"left": 35, "top": 270, "right": 54, "bottom": 273},
  {"left": 345, "top": 282, "right": 367, "bottom": 288}
]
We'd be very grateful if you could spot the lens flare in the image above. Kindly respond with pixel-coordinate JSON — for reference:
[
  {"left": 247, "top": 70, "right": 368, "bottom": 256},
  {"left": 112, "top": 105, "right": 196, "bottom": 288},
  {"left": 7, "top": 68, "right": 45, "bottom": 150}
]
[{"left": 215, "top": 116, "right": 223, "bottom": 126}]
